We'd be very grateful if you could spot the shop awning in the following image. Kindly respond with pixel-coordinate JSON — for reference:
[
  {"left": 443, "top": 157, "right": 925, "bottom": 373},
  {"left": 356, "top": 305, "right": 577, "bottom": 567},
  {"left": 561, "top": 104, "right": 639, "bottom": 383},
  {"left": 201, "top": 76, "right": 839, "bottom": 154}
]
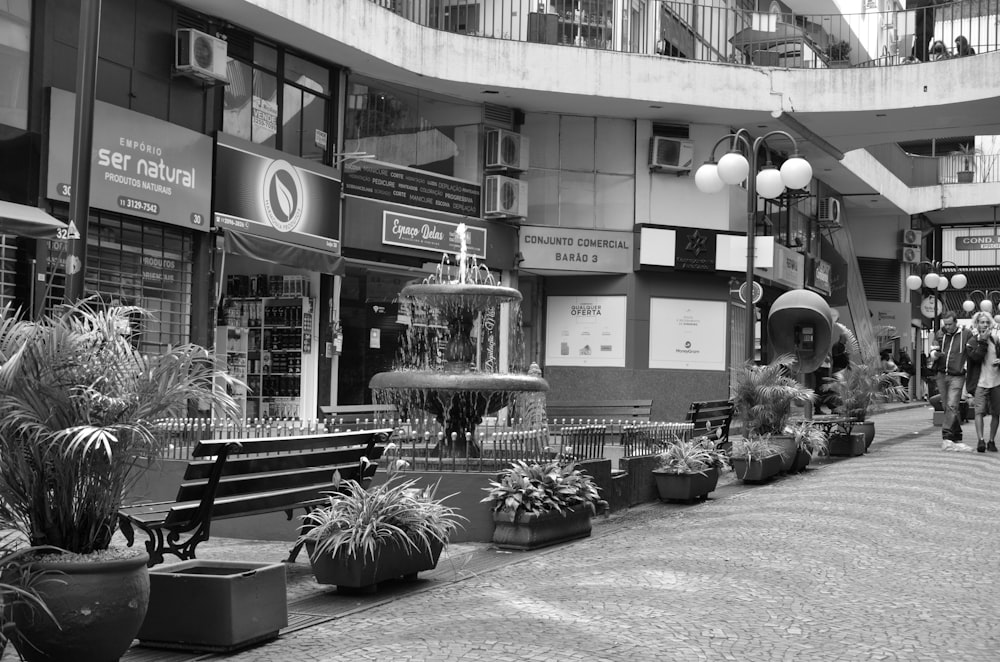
[
  {"left": 0, "top": 200, "right": 68, "bottom": 238},
  {"left": 223, "top": 230, "right": 345, "bottom": 275}
]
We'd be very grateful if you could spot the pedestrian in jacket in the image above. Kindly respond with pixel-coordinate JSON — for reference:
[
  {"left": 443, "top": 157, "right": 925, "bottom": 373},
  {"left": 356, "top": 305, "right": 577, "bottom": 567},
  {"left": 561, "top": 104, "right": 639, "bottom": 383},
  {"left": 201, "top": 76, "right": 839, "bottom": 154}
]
[
  {"left": 932, "top": 311, "right": 974, "bottom": 448},
  {"left": 966, "top": 311, "right": 1000, "bottom": 452}
]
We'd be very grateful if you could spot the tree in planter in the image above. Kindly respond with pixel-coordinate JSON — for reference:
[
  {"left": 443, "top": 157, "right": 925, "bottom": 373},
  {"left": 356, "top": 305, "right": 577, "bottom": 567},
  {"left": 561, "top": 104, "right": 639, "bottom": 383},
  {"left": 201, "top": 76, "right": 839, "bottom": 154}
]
[
  {"left": 954, "top": 143, "right": 979, "bottom": 183},
  {"left": 826, "top": 40, "right": 851, "bottom": 64}
]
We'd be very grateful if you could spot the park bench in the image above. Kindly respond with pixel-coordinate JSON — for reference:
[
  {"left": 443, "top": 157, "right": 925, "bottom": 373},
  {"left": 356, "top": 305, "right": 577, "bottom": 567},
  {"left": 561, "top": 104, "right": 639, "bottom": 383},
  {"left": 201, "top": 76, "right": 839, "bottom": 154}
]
[
  {"left": 685, "top": 399, "right": 735, "bottom": 453},
  {"left": 546, "top": 399, "right": 653, "bottom": 427},
  {"left": 118, "top": 428, "right": 392, "bottom": 567}
]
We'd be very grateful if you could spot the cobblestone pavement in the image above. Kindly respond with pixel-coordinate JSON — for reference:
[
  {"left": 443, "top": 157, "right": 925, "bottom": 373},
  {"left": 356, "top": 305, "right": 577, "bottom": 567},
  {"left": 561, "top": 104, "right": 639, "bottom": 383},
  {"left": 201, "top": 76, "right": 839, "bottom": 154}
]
[{"left": 17, "top": 402, "right": 1000, "bottom": 662}]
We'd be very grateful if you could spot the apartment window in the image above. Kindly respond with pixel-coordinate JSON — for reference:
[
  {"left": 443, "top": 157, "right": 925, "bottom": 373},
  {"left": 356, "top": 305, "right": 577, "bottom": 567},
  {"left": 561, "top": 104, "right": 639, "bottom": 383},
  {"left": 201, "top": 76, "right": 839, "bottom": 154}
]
[
  {"left": 523, "top": 113, "right": 635, "bottom": 230},
  {"left": 223, "top": 39, "right": 336, "bottom": 164}
]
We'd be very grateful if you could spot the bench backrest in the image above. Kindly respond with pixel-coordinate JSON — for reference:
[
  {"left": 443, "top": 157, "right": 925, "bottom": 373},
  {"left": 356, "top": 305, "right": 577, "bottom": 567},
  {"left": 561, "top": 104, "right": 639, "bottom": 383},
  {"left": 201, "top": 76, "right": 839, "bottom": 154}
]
[
  {"left": 166, "top": 429, "right": 392, "bottom": 524},
  {"left": 546, "top": 399, "right": 652, "bottom": 422},
  {"left": 685, "top": 400, "right": 735, "bottom": 441}
]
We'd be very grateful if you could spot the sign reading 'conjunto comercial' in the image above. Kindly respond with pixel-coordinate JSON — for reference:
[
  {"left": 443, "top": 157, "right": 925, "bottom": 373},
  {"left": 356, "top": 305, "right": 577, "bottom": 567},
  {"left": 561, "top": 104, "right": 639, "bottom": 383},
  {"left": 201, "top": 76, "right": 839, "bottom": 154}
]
[{"left": 519, "top": 225, "right": 632, "bottom": 272}]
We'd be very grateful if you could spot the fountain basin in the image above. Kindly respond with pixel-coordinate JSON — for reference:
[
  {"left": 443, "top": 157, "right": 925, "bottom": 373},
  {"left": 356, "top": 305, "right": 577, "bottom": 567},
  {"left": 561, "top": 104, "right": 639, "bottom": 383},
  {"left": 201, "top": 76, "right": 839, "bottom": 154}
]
[
  {"left": 370, "top": 371, "right": 547, "bottom": 393},
  {"left": 401, "top": 283, "right": 521, "bottom": 314}
]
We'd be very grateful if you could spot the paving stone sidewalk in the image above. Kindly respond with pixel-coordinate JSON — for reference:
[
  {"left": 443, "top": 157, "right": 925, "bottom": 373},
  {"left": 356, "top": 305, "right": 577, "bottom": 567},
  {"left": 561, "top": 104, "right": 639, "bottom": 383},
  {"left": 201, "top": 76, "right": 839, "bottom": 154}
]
[{"left": 17, "top": 401, "right": 1000, "bottom": 662}]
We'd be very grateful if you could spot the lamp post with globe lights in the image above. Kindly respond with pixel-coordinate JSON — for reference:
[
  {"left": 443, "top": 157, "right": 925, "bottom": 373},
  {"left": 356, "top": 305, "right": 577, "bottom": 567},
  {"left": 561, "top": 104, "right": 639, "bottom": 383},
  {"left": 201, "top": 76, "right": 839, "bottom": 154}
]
[
  {"left": 905, "top": 260, "right": 967, "bottom": 331},
  {"left": 694, "top": 129, "right": 812, "bottom": 362},
  {"left": 962, "top": 290, "right": 1000, "bottom": 319}
]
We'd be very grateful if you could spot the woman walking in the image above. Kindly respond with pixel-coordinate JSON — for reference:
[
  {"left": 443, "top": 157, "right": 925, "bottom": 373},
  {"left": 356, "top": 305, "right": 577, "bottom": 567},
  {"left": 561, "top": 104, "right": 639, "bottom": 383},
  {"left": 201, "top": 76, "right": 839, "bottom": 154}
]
[{"left": 966, "top": 311, "right": 1000, "bottom": 453}]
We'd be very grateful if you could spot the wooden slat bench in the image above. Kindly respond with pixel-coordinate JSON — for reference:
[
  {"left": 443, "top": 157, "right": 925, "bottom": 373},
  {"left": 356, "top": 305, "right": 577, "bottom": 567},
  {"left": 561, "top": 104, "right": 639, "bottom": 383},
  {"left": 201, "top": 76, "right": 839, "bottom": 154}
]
[
  {"left": 546, "top": 399, "right": 653, "bottom": 426},
  {"left": 118, "top": 428, "right": 392, "bottom": 567},
  {"left": 685, "top": 399, "right": 735, "bottom": 453}
]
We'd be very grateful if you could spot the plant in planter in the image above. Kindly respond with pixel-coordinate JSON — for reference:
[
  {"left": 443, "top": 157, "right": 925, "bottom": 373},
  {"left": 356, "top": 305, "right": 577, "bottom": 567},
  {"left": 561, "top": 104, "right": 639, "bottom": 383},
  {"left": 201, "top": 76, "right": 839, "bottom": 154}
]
[
  {"left": 826, "top": 40, "right": 851, "bottom": 66},
  {"left": 0, "top": 301, "right": 241, "bottom": 662},
  {"left": 482, "top": 459, "right": 606, "bottom": 550},
  {"left": 731, "top": 353, "right": 815, "bottom": 472},
  {"left": 296, "top": 475, "right": 463, "bottom": 591},
  {"left": 651, "top": 434, "right": 729, "bottom": 502},
  {"left": 784, "top": 420, "right": 828, "bottom": 473},
  {"left": 954, "top": 143, "right": 979, "bottom": 183},
  {"left": 728, "top": 435, "right": 784, "bottom": 483}
]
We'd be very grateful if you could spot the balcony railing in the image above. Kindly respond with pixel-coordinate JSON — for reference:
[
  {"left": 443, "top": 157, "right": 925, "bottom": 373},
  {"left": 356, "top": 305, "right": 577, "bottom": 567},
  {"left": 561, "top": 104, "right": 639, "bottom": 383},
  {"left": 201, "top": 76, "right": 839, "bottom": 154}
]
[{"left": 372, "top": 0, "right": 998, "bottom": 69}]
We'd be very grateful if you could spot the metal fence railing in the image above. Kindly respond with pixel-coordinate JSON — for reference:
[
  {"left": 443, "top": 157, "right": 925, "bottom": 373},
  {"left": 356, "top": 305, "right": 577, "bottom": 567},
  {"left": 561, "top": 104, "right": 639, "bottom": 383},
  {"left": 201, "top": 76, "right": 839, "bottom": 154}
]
[
  {"left": 370, "top": 0, "right": 999, "bottom": 69},
  {"left": 151, "top": 416, "right": 696, "bottom": 469}
]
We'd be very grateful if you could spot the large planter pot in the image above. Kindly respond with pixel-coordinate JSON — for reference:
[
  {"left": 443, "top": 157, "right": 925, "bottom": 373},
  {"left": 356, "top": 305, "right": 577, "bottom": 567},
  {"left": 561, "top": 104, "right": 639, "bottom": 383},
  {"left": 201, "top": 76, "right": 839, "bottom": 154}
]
[
  {"left": 770, "top": 434, "right": 798, "bottom": 472},
  {"left": 957, "top": 170, "right": 975, "bottom": 183},
  {"left": 8, "top": 550, "right": 150, "bottom": 662},
  {"left": 854, "top": 420, "right": 876, "bottom": 450},
  {"left": 828, "top": 432, "right": 866, "bottom": 457},
  {"left": 652, "top": 467, "right": 720, "bottom": 503},
  {"left": 138, "top": 560, "right": 287, "bottom": 653},
  {"left": 307, "top": 538, "right": 443, "bottom": 590},
  {"left": 789, "top": 447, "right": 812, "bottom": 473},
  {"left": 730, "top": 454, "right": 783, "bottom": 484},
  {"left": 491, "top": 503, "right": 595, "bottom": 551}
]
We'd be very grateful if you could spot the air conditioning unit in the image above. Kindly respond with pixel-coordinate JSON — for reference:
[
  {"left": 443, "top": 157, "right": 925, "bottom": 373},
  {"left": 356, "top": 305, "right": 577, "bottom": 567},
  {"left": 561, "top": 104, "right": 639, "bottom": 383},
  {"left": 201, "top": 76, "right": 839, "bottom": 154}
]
[
  {"left": 900, "top": 246, "right": 921, "bottom": 264},
  {"left": 648, "top": 136, "right": 694, "bottom": 173},
  {"left": 175, "top": 29, "right": 229, "bottom": 83},
  {"left": 485, "top": 129, "right": 528, "bottom": 171},
  {"left": 484, "top": 175, "right": 527, "bottom": 218},
  {"left": 901, "top": 229, "right": 921, "bottom": 246},
  {"left": 818, "top": 197, "right": 841, "bottom": 225}
]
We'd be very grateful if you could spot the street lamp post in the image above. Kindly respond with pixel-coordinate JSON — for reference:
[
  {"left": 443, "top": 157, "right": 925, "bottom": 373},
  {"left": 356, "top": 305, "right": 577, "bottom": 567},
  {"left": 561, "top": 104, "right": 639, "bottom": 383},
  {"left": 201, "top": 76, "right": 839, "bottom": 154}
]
[
  {"left": 694, "top": 129, "right": 812, "bottom": 363},
  {"left": 962, "top": 289, "right": 1000, "bottom": 316},
  {"left": 905, "top": 260, "right": 967, "bottom": 330}
]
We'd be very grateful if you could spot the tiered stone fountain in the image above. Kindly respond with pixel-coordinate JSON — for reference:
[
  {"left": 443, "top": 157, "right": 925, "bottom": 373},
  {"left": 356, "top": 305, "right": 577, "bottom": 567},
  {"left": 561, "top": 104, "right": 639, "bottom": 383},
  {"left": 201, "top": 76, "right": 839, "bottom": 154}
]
[{"left": 369, "top": 224, "right": 548, "bottom": 456}]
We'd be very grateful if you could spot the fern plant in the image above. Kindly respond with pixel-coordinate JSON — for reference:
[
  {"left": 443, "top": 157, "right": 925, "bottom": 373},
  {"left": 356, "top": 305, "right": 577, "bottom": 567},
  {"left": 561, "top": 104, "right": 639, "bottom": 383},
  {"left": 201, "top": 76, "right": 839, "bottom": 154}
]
[
  {"left": 731, "top": 353, "right": 815, "bottom": 438},
  {"left": 654, "top": 436, "right": 728, "bottom": 475}
]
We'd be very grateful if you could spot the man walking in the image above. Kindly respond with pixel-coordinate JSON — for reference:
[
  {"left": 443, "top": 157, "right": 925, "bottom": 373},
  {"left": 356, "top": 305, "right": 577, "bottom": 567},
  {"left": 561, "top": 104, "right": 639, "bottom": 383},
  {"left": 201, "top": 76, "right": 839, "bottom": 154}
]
[{"left": 932, "top": 311, "right": 973, "bottom": 450}]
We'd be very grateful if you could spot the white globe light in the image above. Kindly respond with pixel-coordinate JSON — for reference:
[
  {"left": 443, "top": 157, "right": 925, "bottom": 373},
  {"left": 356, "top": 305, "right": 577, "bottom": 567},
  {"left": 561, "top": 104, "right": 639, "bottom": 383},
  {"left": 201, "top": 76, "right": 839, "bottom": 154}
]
[
  {"left": 906, "top": 274, "right": 923, "bottom": 290},
  {"left": 981, "top": 299, "right": 994, "bottom": 313},
  {"left": 694, "top": 163, "right": 725, "bottom": 193},
  {"left": 924, "top": 273, "right": 939, "bottom": 289},
  {"left": 937, "top": 278, "right": 949, "bottom": 291},
  {"left": 780, "top": 156, "right": 813, "bottom": 189},
  {"left": 717, "top": 151, "right": 750, "bottom": 185},
  {"left": 963, "top": 299, "right": 976, "bottom": 312},
  {"left": 994, "top": 314, "right": 1000, "bottom": 325},
  {"left": 755, "top": 167, "right": 785, "bottom": 199},
  {"left": 950, "top": 273, "right": 967, "bottom": 289}
]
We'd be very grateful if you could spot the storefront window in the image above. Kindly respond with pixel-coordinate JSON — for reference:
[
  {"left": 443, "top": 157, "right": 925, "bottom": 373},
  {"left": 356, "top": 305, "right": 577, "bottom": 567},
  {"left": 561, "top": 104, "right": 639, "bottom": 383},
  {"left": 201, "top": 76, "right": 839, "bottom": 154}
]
[
  {"left": 44, "top": 212, "right": 194, "bottom": 354},
  {"left": 0, "top": 0, "right": 30, "bottom": 129},
  {"left": 344, "top": 77, "right": 482, "bottom": 182}
]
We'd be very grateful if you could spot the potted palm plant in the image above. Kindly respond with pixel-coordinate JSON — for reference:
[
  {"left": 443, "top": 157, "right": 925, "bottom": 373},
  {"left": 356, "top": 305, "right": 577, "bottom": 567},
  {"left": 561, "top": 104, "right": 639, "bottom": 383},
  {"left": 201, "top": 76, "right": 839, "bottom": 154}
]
[
  {"left": 784, "top": 420, "right": 828, "bottom": 473},
  {"left": 482, "top": 459, "right": 606, "bottom": 550},
  {"left": 651, "top": 434, "right": 729, "bottom": 502},
  {"left": 0, "top": 301, "right": 240, "bottom": 662},
  {"left": 731, "top": 353, "right": 815, "bottom": 473},
  {"left": 296, "top": 474, "right": 463, "bottom": 591},
  {"left": 954, "top": 143, "right": 978, "bottom": 183}
]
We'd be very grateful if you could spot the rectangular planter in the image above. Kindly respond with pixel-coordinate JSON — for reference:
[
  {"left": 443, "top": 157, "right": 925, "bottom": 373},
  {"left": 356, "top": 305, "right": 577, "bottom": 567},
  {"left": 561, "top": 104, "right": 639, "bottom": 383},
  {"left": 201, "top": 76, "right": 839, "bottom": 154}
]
[
  {"left": 652, "top": 467, "right": 720, "bottom": 502},
  {"left": 138, "top": 560, "right": 287, "bottom": 653},
  {"left": 308, "top": 538, "right": 444, "bottom": 590},
  {"left": 828, "top": 432, "right": 865, "bottom": 457},
  {"left": 730, "top": 454, "right": 783, "bottom": 483},
  {"left": 492, "top": 503, "right": 595, "bottom": 551}
]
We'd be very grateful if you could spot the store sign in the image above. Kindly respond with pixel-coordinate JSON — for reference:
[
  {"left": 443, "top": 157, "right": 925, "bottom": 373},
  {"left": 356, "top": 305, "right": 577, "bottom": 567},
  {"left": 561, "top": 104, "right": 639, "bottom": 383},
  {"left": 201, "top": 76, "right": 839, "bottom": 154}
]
[
  {"left": 479, "top": 304, "right": 501, "bottom": 372},
  {"left": 382, "top": 211, "right": 486, "bottom": 258},
  {"left": 648, "top": 298, "right": 727, "bottom": 371},
  {"left": 343, "top": 159, "right": 481, "bottom": 217},
  {"left": 762, "top": 242, "right": 804, "bottom": 289},
  {"left": 674, "top": 228, "right": 717, "bottom": 272},
  {"left": 544, "top": 295, "right": 627, "bottom": 367},
  {"left": 812, "top": 259, "right": 832, "bottom": 295},
  {"left": 46, "top": 88, "right": 211, "bottom": 231},
  {"left": 520, "top": 226, "right": 631, "bottom": 273},
  {"left": 214, "top": 133, "right": 341, "bottom": 254},
  {"left": 955, "top": 235, "right": 1000, "bottom": 250}
]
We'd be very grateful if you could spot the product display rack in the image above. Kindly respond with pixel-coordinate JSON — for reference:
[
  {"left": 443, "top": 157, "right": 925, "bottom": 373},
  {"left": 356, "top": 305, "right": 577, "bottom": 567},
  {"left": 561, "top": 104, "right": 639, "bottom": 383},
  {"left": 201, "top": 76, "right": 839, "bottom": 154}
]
[{"left": 216, "top": 296, "right": 316, "bottom": 419}]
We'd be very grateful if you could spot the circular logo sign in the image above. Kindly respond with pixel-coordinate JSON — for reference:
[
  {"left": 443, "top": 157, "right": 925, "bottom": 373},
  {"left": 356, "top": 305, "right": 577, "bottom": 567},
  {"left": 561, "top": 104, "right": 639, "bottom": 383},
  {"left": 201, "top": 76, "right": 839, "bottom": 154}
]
[
  {"left": 920, "top": 295, "right": 941, "bottom": 319},
  {"left": 738, "top": 281, "right": 764, "bottom": 304},
  {"left": 261, "top": 160, "right": 304, "bottom": 233}
]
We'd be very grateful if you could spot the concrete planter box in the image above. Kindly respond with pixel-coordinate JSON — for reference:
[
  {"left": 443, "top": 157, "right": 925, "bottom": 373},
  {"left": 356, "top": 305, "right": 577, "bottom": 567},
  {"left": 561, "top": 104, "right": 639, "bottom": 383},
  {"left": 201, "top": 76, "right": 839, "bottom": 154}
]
[
  {"left": 138, "top": 560, "right": 287, "bottom": 653},
  {"left": 491, "top": 503, "right": 595, "bottom": 550}
]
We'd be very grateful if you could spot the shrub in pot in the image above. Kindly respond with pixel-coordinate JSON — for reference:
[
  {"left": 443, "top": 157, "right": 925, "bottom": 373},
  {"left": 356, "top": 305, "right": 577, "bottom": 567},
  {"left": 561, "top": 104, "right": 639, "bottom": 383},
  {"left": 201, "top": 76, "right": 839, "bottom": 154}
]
[
  {"left": 784, "top": 420, "right": 828, "bottom": 473},
  {"left": 296, "top": 474, "right": 463, "bottom": 591},
  {"left": 482, "top": 460, "right": 606, "bottom": 550},
  {"left": 0, "top": 301, "right": 240, "bottom": 662},
  {"left": 729, "top": 435, "right": 784, "bottom": 483},
  {"left": 731, "top": 353, "right": 815, "bottom": 471},
  {"left": 651, "top": 435, "right": 728, "bottom": 502}
]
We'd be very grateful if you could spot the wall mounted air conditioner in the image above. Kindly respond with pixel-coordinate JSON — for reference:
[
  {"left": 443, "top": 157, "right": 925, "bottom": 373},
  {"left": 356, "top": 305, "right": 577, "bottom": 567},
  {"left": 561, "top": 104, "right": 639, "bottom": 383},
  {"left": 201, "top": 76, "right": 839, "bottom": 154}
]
[
  {"left": 818, "top": 197, "right": 841, "bottom": 225},
  {"left": 648, "top": 136, "right": 694, "bottom": 173},
  {"left": 484, "top": 175, "right": 527, "bottom": 218},
  {"left": 901, "top": 228, "right": 921, "bottom": 246},
  {"left": 175, "top": 29, "right": 229, "bottom": 83},
  {"left": 485, "top": 129, "right": 528, "bottom": 171},
  {"left": 900, "top": 246, "right": 921, "bottom": 264}
]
